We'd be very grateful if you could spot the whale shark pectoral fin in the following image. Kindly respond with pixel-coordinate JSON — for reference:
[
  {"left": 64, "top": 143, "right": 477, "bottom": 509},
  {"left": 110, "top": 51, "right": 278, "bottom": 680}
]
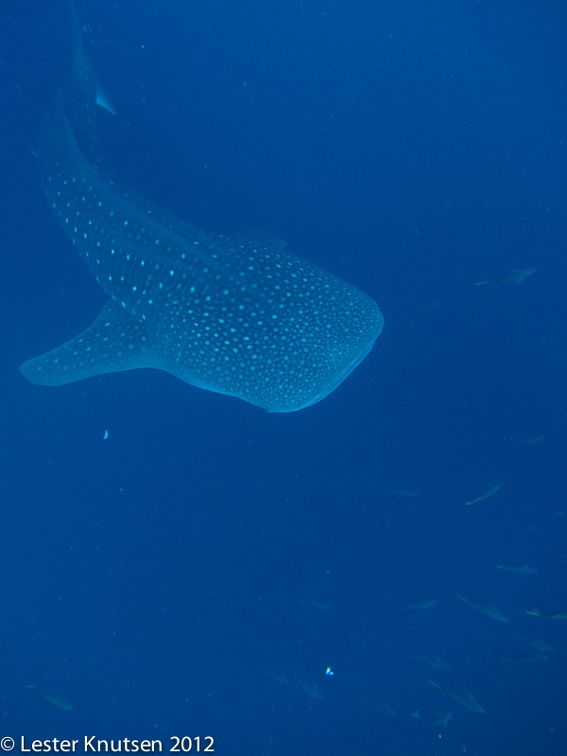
[{"left": 20, "top": 300, "right": 161, "bottom": 386}]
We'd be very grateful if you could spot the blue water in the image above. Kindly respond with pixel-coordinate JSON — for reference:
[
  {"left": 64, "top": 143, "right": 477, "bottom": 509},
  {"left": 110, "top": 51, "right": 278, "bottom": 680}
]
[{"left": 2, "top": 1, "right": 566, "bottom": 754}]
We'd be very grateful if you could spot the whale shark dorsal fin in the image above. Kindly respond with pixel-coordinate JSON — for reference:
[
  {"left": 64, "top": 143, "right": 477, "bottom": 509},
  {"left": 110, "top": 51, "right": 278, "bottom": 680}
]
[
  {"left": 69, "top": 0, "right": 116, "bottom": 115},
  {"left": 20, "top": 300, "right": 161, "bottom": 386},
  {"left": 95, "top": 77, "right": 116, "bottom": 115}
]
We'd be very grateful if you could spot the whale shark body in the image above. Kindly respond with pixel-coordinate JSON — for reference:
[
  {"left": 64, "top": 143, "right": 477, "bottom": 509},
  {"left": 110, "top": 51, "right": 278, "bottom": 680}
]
[{"left": 20, "top": 11, "right": 383, "bottom": 412}]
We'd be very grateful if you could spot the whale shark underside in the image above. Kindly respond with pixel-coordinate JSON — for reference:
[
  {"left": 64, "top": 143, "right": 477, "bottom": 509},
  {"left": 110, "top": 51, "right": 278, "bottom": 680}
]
[{"left": 20, "top": 9, "right": 383, "bottom": 412}]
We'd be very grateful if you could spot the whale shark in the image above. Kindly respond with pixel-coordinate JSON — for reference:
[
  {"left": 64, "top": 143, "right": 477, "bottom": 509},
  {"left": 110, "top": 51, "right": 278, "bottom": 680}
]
[{"left": 20, "top": 9, "right": 384, "bottom": 412}]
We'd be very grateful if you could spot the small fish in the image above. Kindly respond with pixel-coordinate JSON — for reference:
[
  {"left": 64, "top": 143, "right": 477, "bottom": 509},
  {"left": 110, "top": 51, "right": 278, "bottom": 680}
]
[
  {"left": 24, "top": 684, "right": 74, "bottom": 711},
  {"left": 432, "top": 711, "right": 454, "bottom": 727},
  {"left": 390, "top": 489, "right": 420, "bottom": 498},
  {"left": 298, "top": 600, "right": 333, "bottom": 610},
  {"left": 412, "top": 655, "right": 450, "bottom": 671},
  {"left": 526, "top": 608, "right": 567, "bottom": 620},
  {"left": 502, "top": 653, "right": 548, "bottom": 663},
  {"left": 475, "top": 268, "right": 536, "bottom": 286},
  {"left": 497, "top": 563, "right": 538, "bottom": 576},
  {"left": 506, "top": 435, "right": 545, "bottom": 444},
  {"left": 260, "top": 670, "right": 292, "bottom": 685},
  {"left": 403, "top": 599, "right": 438, "bottom": 611},
  {"left": 292, "top": 672, "right": 325, "bottom": 700},
  {"left": 513, "top": 634, "right": 557, "bottom": 653},
  {"left": 465, "top": 480, "right": 505, "bottom": 506},
  {"left": 429, "top": 679, "right": 486, "bottom": 714},
  {"left": 361, "top": 699, "right": 395, "bottom": 718},
  {"left": 456, "top": 594, "right": 510, "bottom": 623},
  {"left": 412, "top": 709, "right": 453, "bottom": 727},
  {"left": 412, "top": 709, "right": 427, "bottom": 721}
]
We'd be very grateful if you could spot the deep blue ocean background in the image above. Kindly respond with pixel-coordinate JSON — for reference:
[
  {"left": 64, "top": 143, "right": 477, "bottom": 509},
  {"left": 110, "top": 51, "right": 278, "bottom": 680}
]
[{"left": 2, "top": 1, "right": 566, "bottom": 754}]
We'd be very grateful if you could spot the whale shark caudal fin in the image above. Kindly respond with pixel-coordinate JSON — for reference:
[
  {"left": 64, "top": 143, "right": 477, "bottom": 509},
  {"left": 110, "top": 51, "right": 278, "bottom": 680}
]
[{"left": 20, "top": 300, "right": 160, "bottom": 386}]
